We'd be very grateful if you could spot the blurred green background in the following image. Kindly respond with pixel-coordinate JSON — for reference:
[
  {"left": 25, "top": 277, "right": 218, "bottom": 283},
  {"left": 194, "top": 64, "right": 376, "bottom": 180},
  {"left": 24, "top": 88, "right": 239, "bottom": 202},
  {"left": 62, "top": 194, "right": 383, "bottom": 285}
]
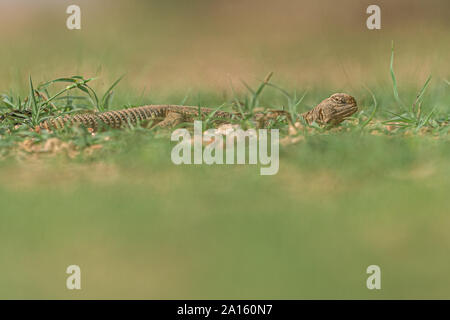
[{"left": 0, "top": 0, "right": 449, "bottom": 299}]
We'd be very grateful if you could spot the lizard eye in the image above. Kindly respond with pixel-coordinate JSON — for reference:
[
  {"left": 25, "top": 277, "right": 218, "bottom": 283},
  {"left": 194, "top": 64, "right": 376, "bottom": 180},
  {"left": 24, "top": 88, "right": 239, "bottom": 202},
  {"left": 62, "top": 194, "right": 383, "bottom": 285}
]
[{"left": 331, "top": 96, "right": 344, "bottom": 103}]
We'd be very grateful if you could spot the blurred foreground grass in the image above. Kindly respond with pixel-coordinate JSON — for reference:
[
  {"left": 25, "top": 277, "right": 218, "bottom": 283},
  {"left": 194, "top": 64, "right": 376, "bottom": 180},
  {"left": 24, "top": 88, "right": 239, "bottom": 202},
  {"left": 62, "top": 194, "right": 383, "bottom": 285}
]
[{"left": 1, "top": 133, "right": 449, "bottom": 299}]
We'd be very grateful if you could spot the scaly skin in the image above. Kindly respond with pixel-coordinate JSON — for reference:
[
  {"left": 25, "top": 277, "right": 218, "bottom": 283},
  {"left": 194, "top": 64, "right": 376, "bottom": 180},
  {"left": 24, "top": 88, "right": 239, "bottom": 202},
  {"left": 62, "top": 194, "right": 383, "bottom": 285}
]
[{"left": 39, "top": 93, "right": 357, "bottom": 131}]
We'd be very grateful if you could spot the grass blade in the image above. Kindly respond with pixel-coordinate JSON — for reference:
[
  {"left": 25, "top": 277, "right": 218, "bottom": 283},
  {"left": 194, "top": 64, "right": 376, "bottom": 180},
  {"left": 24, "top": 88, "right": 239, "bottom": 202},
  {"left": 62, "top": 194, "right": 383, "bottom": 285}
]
[
  {"left": 29, "top": 76, "right": 40, "bottom": 126},
  {"left": 250, "top": 72, "right": 273, "bottom": 111},
  {"left": 360, "top": 87, "right": 378, "bottom": 130},
  {"left": 101, "top": 75, "right": 125, "bottom": 110},
  {"left": 390, "top": 41, "right": 404, "bottom": 109},
  {"left": 412, "top": 75, "right": 431, "bottom": 116}
]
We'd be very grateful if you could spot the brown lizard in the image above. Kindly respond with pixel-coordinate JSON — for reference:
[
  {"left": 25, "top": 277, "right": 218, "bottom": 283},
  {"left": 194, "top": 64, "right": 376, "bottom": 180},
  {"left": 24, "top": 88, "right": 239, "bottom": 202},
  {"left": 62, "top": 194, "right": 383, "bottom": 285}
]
[{"left": 39, "top": 93, "right": 357, "bottom": 131}]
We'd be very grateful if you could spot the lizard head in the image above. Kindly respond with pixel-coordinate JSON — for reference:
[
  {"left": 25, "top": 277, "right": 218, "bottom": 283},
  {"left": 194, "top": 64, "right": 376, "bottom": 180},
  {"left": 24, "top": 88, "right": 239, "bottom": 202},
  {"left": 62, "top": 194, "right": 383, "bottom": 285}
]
[
  {"left": 326, "top": 93, "right": 358, "bottom": 124},
  {"left": 303, "top": 93, "right": 358, "bottom": 125}
]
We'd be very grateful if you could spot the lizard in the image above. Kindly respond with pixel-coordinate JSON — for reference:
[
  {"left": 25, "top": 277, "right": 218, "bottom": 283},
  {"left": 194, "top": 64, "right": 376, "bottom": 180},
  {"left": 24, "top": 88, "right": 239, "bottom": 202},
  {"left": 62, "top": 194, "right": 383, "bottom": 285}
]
[{"left": 37, "top": 92, "right": 357, "bottom": 131}]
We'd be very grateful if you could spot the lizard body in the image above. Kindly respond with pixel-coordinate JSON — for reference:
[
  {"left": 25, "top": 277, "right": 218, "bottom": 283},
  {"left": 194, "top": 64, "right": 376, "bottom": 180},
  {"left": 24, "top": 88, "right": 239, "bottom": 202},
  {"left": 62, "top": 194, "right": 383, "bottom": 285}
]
[{"left": 39, "top": 93, "right": 357, "bottom": 131}]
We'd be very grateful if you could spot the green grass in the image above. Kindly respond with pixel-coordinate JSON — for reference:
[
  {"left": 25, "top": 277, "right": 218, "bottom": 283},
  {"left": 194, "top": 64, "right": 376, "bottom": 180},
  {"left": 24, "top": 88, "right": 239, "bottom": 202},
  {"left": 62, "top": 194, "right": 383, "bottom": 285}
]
[
  {"left": 0, "top": 0, "right": 449, "bottom": 300},
  {"left": 0, "top": 134, "right": 449, "bottom": 299},
  {"left": 0, "top": 69, "right": 448, "bottom": 299}
]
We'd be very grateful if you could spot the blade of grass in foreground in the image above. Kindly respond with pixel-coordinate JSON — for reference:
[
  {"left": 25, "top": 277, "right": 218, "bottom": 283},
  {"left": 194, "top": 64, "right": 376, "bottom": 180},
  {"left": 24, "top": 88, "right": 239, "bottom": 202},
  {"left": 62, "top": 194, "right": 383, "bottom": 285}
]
[
  {"left": 360, "top": 87, "right": 378, "bottom": 130},
  {"left": 412, "top": 75, "right": 432, "bottom": 119},
  {"left": 101, "top": 75, "right": 125, "bottom": 110},
  {"left": 249, "top": 72, "right": 273, "bottom": 111},
  {"left": 390, "top": 41, "right": 404, "bottom": 109},
  {"left": 29, "top": 76, "right": 40, "bottom": 126}
]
